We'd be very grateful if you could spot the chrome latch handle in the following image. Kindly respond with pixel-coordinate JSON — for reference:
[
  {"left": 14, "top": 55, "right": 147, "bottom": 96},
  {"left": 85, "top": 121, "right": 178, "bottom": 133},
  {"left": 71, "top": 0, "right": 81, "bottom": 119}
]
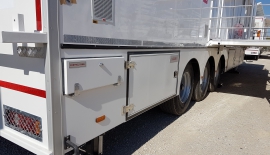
[
  {"left": 67, "top": 83, "right": 81, "bottom": 97},
  {"left": 113, "top": 76, "right": 122, "bottom": 86}
]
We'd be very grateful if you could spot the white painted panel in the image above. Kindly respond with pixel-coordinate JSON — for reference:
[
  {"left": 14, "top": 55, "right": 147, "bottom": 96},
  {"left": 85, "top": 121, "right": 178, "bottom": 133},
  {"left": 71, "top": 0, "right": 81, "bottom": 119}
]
[
  {"left": 0, "top": 0, "right": 39, "bottom": 55},
  {"left": 0, "top": 0, "right": 36, "bottom": 33},
  {"left": 128, "top": 53, "right": 179, "bottom": 117},
  {"left": 0, "top": 0, "right": 14, "bottom": 10},
  {"left": 0, "top": 56, "right": 45, "bottom": 90},
  {"left": 0, "top": 88, "right": 49, "bottom": 152},
  {"left": 63, "top": 57, "right": 124, "bottom": 95}
]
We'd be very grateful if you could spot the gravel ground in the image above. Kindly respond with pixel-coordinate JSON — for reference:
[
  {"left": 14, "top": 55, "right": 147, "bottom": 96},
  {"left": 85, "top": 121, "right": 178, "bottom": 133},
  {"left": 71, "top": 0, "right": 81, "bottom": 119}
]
[{"left": 1, "top": 52, "right": 270, "bottom": 155}]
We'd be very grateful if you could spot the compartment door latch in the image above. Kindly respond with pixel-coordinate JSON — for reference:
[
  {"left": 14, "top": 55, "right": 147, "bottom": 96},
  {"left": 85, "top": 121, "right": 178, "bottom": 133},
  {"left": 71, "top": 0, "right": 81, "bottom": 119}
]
[{"left": 125, "top": 61, "right": 136, "bottom": 69}]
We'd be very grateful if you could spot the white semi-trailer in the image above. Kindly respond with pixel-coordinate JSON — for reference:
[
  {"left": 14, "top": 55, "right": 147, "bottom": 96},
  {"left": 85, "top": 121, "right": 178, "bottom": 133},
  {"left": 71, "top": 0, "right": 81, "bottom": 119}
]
[{"left": 0, "top": 0, "right": 269, "bottom": 155}]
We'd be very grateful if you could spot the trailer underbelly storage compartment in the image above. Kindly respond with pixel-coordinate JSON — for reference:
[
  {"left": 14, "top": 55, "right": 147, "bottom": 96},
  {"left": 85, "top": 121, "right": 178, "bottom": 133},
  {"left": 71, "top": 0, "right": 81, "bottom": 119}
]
[
  {"left": 127, "top": 52, "right": 179, "bottom": 118},
  {"left": 1, "top": 0, "right": 270, "bottom": 155},
  {"left": 227, "top": 48, "right": 245, "bottom": 71},
  {"left": 62, "top": 56, "right": 126, "bottom": 146}
]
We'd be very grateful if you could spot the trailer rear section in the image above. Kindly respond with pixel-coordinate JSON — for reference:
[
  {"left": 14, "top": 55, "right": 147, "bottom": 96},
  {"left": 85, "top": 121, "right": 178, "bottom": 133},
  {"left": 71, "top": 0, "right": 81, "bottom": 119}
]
[
  {"left": 0, "top": 1, "right": 50, "bottom": 154},
  {"left": 0, "top": 0, "right": 257, "bottom": 154}
]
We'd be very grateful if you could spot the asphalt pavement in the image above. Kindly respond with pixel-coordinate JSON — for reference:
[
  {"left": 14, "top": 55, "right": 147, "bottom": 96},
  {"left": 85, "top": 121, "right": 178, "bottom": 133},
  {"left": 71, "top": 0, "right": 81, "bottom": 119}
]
[{"left": 1, "top": 52, "right": 270, "bottom": 155}]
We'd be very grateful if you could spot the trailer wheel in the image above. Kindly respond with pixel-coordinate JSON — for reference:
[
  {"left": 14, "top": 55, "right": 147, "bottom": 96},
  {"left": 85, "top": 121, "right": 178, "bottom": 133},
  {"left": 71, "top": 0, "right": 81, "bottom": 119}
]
[
  {"left": 193, "top": 62, "right": 210, "bottom": 101},
  {"left": 159, "top": 64, "right": 194, "bottom": 115},
  {"left": 209, "top": 60, "right": 221, "bottom": 91}
]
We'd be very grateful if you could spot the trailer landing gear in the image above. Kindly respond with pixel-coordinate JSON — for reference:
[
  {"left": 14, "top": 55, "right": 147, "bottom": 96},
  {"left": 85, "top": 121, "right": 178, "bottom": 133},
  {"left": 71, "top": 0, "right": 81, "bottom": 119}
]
[
  {"left": 64, "top": 135, "right": 80, "bottom": 155},
  {"left": 65, "top": 135, "right": 104, "bottom": 155}
]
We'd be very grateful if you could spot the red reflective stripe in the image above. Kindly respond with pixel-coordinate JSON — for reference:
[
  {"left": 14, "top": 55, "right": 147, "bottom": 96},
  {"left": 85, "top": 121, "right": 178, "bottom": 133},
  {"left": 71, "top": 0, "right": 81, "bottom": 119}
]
[
  {"left": 35, "top": 0, "right": 42, "bottom": 31},
  {"left": 0, "top": 80, "right": 46, "bottom": 98}
]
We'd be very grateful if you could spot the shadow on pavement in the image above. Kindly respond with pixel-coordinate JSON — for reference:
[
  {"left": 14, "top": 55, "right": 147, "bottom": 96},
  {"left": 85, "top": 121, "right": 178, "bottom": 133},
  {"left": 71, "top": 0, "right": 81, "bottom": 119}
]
[
  {"left": 217, "top": 62, "right": 270, "bottom": 100},
  {"left": 103, "top": 107, "right": 179, "bottom": 155}
]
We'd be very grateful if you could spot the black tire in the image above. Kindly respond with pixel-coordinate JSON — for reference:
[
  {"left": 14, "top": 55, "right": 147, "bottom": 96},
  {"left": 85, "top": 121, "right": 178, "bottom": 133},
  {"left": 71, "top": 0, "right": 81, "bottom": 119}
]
[
  {"left": 209, "top": 60, "right": 221, "bottom": 92},
  {"left": 159, "top": 64, "right": 194, "bottom": 115},
  {"left": 192, "top": 62, "right": 210, "bottom": 101}
]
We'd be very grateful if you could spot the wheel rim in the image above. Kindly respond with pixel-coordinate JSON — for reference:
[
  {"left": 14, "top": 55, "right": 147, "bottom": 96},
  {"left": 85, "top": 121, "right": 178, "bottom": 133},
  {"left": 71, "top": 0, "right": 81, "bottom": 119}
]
[
  {"left": 201, "top": 66, "right": 209, "bottom": 91},
  {"left": 180, "top": 72, "right": 191, "bottom": 103}
]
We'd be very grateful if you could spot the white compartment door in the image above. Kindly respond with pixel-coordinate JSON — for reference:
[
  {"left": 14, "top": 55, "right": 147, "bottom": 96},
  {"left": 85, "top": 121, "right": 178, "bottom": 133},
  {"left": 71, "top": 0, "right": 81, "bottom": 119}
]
[{"left": 128, "top": 52, "right": 179, "bottom": 117}]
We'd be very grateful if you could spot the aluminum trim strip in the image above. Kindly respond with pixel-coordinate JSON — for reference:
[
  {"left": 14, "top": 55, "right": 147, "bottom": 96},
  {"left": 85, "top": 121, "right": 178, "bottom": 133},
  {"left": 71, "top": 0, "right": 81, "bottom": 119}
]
[
  {"left": 63, "top": 35, "right": 204, "bottom": 47},
  {"left": 207, "top": 39, "right": 270, "bottom": 47},
  {"left": 64, "top": 35, "right": 142, "bottom": 46}
]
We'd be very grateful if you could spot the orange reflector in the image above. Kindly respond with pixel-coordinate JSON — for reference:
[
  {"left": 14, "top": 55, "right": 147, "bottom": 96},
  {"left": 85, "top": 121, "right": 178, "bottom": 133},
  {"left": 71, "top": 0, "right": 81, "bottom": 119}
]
[
  {"left": 35, "top": 121, "right": 41, "bottom": 135},
  {"left": 93, "top": 20, "right": 98, "bottom": 24},
  {"left": 96, "top": 115, "right": 106, "bottom": 123}
]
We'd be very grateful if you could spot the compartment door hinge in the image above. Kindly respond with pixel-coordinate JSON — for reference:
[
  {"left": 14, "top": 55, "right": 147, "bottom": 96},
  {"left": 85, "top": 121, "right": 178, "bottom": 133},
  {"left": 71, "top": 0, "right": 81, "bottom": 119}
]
[
  {"left": 125, "top": 61, "right": 136, "bottom": 69},
  {"left": 123, "top": 104, "right": 134, "bottom": 114}
]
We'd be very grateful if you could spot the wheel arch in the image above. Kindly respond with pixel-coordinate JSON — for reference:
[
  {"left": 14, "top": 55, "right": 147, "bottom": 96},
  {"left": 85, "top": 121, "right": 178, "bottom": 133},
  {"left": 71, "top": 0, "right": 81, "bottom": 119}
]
[
  {"left": 189, "top": 58, "right": 200, "bottom": 88},
  {"left": 220, "top": 55, "right": 226, "bottom": 73},
  {"left": 208, "top": 56, "right": 215, "bottom": 87}
]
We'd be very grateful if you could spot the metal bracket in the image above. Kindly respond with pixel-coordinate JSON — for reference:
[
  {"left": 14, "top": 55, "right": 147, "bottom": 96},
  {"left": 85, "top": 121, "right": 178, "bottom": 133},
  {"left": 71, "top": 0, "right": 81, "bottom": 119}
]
[
  {"left": 217, "top": 43, "right": 224, "bottom": 55},
  {"left": 96, "top": 135, "right": 104, "bottom": 155},
  {"left": 74, "top": 83, "right": 80, "bottom": 96},
  {"left": 64, "top": 135, "right": 80, "bottom": 155},
  {"left": 113, "top": 76, "right": 122, "bottom": 86},
  {"left": 125, "top": 61, "right": 136, "bottom": 69},
  {"left": 174, "top": 71, "right": 178, "bottom": 78},
  {"left": 68, "top": 83, "right": 81, "bottom": 97},
  {"left": 123, "top": 104, "right": 134, "bottom": 114},
  {"left": 64, "top": 135, "right": 71, "bottom": 150}
]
